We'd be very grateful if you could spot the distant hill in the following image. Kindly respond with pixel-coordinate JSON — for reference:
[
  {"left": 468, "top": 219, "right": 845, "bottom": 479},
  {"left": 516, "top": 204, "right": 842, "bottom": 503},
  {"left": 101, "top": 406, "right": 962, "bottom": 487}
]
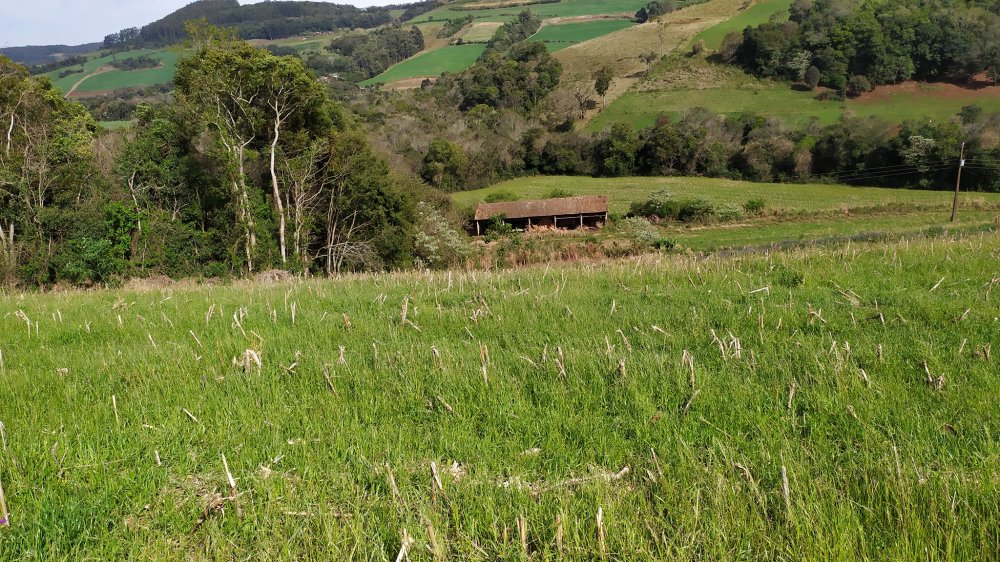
[
  {"left": 104, "top": 0, "right": 436, "bottom": 49},
  {"left": 0, "top": 43, "right": 103, "bottom": 65}
]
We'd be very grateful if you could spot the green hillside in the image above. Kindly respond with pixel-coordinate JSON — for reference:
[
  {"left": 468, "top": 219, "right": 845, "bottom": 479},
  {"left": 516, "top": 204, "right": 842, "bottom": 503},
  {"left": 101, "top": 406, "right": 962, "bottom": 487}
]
[
  {"left": 411, "top": 0, "right": 649, "bottom": 23},
  {"left": 692, "top": 0, "right": 791, "bottom": 49},
  {"left": 45, "top": 49, "right": 181, "bottom": 96},
  {"left": 361, "top": 44, "right": 486, "bottom": 85}
]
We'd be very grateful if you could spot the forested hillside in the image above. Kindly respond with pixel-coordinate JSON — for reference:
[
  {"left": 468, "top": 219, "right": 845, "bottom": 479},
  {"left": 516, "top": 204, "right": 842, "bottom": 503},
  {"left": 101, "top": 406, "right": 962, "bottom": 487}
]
[
  {"left": 102, "top": 0, "right": 437, "bottom": 49},
  {"left": 724, "top": 0, "right": 1000, "bottom": 94}
]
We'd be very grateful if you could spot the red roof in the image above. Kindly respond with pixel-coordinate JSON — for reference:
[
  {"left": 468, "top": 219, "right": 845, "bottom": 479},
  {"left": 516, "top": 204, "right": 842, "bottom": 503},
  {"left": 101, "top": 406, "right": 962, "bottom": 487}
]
[{"left": 474, "top": 196, "right": 608, "bottom": 221}]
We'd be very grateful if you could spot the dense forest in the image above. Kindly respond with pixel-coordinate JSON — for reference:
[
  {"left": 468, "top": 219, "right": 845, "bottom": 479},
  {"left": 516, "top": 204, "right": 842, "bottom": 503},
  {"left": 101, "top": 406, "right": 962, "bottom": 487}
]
[
  {"left": 0, "top": 22, "right": 464, "bottom": 287},
  {"left": 724, "top": 0, "right": 1000, "bottom": 94}
]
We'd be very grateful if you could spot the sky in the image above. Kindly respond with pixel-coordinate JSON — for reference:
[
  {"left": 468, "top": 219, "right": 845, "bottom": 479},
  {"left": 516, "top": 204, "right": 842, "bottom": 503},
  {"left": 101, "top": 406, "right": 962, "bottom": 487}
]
[{"left": 1, "top": 0, "right": 413, "bottom": 47}]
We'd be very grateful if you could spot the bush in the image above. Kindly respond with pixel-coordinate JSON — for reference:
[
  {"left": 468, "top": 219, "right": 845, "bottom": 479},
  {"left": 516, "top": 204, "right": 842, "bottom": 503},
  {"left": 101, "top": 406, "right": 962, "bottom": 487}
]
[
  {"left": 484, "top": 215, "right": 516, "bottom": 242},
  {"left": 846, "top": 75, "right": 873, "bottom": 97},
  {"left": 627, "top": 190, "right": 679, "bottom": 220},
  {"left": 743, "top": 198, "right": 767, "bottom": 216},
  {"left": 718, "top": 205, "right": 743, "bottom": 222},
  {"left": 618, "top": 216, "right": 675, "bottom": 250},
  {"left": 677, "top": 198, "right": 716, "bottom": 222},
  {"left": 413, "top": 202, "right": 472, "bottom": 269},
  {"left": 545, "top": 188, "right": 574, "bottom": 199},
  {"left": 484, "top": 190, "right": 519, "bottom": 203}
]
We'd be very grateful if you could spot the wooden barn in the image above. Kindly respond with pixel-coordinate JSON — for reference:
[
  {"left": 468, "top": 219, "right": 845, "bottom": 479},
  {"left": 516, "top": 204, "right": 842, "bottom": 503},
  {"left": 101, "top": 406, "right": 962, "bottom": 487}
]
[{"left": 473, "top": 195, "right": 609, "bottom": 235}]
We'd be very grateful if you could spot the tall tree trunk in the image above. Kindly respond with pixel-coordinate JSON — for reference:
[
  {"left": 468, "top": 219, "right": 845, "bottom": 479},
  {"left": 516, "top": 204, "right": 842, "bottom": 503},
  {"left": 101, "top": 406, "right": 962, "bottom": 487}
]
[{"left": 269, "top": 111, "right": 287, "bottom": 265}]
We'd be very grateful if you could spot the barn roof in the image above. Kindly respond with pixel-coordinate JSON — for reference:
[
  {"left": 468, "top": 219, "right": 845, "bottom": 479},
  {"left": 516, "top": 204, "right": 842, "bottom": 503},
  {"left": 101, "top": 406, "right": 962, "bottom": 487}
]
[{"left": 474, "top": 195, "right": 608, "bottom": 221}]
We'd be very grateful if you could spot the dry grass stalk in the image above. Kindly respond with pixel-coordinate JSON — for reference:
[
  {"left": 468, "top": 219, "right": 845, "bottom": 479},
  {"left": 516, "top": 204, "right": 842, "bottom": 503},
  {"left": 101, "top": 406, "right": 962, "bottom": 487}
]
[
  {"left": 338, "top": 346, "right": 346, "bottom": 366},
  {"left": 155, "top": 450, "right": 161, "bottom": 466},
  {"left": 0, "top": 422, "right": 6, "bottom": 451},
  {"left": 733, "top": 463, "right": 765, "bottom": 508},
  {"left": 385, "top": 462, "right": 400, "bottom": 500},
  {"left": 401, "top": 297, "right": 410, "bottom": 325},
  {"left": 518, "top": 513, "right": 528, "bottom": 557},
  {"left": 426, "top": 519, "right": 443, "bottom": 561},
  {"left": 923, "top": 361, "right": 945, "bottom": 390},
  {"left": 112, "top": 395, "right": 120, "bottom": 426},
  {"left": 183, "top": 409, "right": 199, "bottom": 424},
  {"left": 436, "top": 396, "right": 455, "bottom": 415},
  {"left": 930, "top": 276, "right": 946, "bottom": 292},
  {"left": 596, "top": 507, "right": 606, "bottom": 559},
  {"left": 233, "top": 349, "right": 262, "bottom": 374},
  {"left": 342, "top": 313, "right": 352, "bottom": 331},
  {"left": 221, "top": 454, "right": 242, "bottom": 518},
  {"left": 787, "top": 382, "right": 797, "bottom": 412},
  {"left": 858, "top": 367, "right": 871, "bottom": 387},
  {"left": 781, "top": 465, "right": 791, "bottom": 516},
  {"left": 616, "top": 330, "right": 632, "bottom": 355},
  {"left": 0, "top": 348, "right": 4, "bottom": 372},
  {"left": 682, "top": 350, "right": 695, "bottom": 389},
  {"left": 188, "top": 331, "right": 203, "bottom": 348},
  {"left": 555, "top": 347, "right": 567, "bottom": 378},
  {"left": 555, "top": 513, "right": 564, "bottom": 556},
  {"left": 430, "top": 462, "right": 444, "bottom": 501},
  {"left": 892, "top": 443, "right": 902, "bottom": 479},
  {"left": 395, "top": 528, "right": 413, "bottom": 562},
  {"left": 322, "top": 365, "right": 337, "bottom": 395}
]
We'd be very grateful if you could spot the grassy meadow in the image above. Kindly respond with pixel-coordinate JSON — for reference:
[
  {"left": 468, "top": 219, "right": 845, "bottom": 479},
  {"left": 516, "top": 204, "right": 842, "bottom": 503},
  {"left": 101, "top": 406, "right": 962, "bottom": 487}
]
[
  {"left": 451, "top": 176, "right": 1000, "bottom": 215},
  {"left": 361, "top": 44, "right": 487, "bottom": 85},
  {"left": 46, "top": 49, "right": 181, "bottom": 96},
  {"left": 691, "top": 0, "right": 792, "bottom": 49},
  {"left": 1, "top": 233, "right": 999, "bottom": 559}
]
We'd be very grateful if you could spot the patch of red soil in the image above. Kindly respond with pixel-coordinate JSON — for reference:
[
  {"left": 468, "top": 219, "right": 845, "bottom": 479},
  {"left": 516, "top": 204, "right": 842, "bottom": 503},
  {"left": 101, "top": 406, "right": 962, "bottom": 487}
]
[{"left": 854, "top": 77, "right": 1000, "bottom": 104}]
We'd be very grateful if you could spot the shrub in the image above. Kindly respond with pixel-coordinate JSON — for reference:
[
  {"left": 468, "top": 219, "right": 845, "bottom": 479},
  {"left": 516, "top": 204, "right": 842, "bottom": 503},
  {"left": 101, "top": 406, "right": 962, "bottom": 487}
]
[
  {"left": 743, "top": 198, "right": 767, "bottom": 216},
  {"left": 627, "top": 190, "right": 679, "bottom": 220},
  {"left": 484, "top": 215, "right": 516, "bottom": 242},
  {"left": 677, "top": 198, "right": 716, "bottom": 222},
  {"left": 545, "top": 188, "right": 574, "bottom": 199},
  {"left": 718, "top": 205, "right": 743, "bottom": 222},
  {"left": 413, "top": 202, "right": 472, "bottom": 269},
  {"left": 618, "top": 216, "right": 675, "bottom": 250},
  {"left": 484, "top": 190, "right": 519, "bottom": 203},
  {"left": 846, "top": 75, "right": 873, "bottom": 97}
]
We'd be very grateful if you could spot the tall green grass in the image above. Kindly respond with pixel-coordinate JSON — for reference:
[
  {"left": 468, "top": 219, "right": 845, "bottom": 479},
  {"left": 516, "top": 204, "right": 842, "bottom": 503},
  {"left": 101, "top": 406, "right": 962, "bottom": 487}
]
[{"left": 1, "top": 233, "right": 998, "bottom": 559}]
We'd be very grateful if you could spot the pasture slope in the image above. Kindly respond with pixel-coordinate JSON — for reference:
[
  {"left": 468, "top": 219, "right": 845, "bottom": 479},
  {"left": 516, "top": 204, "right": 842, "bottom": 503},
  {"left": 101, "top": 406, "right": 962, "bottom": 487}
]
[
  {"left": 587, "top": 0, "right": 1000, "bottom": 130},
  {"left": 1, "top": 232, "right": 998, "bottom": 559}
]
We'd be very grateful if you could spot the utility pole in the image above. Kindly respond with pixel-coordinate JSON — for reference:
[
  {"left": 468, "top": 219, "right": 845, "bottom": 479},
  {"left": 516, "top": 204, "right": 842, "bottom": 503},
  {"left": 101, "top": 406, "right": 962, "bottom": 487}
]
[{"left": 950, "top": 142, "right": 966, "bottom": 222}]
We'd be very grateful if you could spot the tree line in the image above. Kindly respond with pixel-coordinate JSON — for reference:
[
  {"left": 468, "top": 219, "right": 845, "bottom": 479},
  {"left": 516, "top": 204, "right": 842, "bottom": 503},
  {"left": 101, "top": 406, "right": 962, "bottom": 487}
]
[{"left": 0, "top": 22, "right": 464, "bottom": 287}]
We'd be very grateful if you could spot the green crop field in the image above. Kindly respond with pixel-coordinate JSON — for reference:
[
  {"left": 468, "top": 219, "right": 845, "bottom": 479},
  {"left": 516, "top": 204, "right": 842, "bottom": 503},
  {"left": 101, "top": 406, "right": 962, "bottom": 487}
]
[
  {"left": 46, "top": 49, "right": 181, "bottom": 96},
  {"left": 692, "top": 0, "right": 792, "bottom": 49},
  {"left": 2, "top": 231, "right": 999, "bottom": 559},
  {"left": 452, "top": 176, "right": 1000, "bottom": 214},
  {"left": 531, "top": 20, "right": 637, "bottom": 52},
  {"left": 410, "top": 0, "right": 650, "bottom": 23},
  {"left": 462, "top": 22, "right": 504, "bottom": 43},
  {"left": 361, "top": 44, "right": 486, "bottom": 85}
]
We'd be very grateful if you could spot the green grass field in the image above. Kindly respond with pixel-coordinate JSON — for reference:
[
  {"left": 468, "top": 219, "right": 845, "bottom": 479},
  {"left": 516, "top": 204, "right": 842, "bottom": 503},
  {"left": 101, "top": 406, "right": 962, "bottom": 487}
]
[
  {"left": 410, "top": 0, "right": 649, "bottom": 23},
  {"left": 46, "top": 49, "right": 181, "bottom": 95},
  {"left": 452, "top": 176, "right": 1000, "bottom": 214},
  {"left": 531, "top": 20, "right": 637, "bottom": 52},
  {"left": 462, "top": 22, "right": 504, "bottom": 42},
  {"left": 692, "top": 0, "right": 792, "bottom": 49},
  {"left": 361, "top": 44, "right": 487, "bottom": 85},
  {"left": 2, "top": 232, "right": 999, "bottom": 559},
  {"left": 588, "top": 86, "right": 845, "bottom": 131}
]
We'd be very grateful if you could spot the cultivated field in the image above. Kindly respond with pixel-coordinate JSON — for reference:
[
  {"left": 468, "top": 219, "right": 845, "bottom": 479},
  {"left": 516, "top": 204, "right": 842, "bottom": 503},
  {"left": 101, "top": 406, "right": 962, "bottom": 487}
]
[
  {"left": 531, "top": 20, "right": 637, "bottom": 52},
  {"left": 1, "top": 233, "right": 998, "bottom": 559},
  {"left": 361, "top": 44, "right": 487, "bottom": 85},
  {"left": 46, "top": 49, "right": 181, "bottom": 97}
]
